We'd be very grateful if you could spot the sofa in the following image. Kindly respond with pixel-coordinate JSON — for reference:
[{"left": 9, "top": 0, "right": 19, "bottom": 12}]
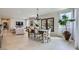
[{"left": 15, "top": 27, "right": 25, "bottom": 35}]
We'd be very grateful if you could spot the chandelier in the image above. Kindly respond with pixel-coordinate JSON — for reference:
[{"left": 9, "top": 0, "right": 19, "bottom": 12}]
[{"left": 36, "top": 8, "right": 40, "bottom": 20}]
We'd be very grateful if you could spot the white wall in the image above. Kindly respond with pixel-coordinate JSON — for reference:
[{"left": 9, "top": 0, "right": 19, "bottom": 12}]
[
  {"left": 10, "top": 18, "right": 27, "bottom": 29},
  {"left": 26, "top": 19, "right": 30, "bottom": 27},
  {"left": 74, "top": 8, "right": 79, "bottom": 49},
  {"left": 0, "top": 18, "right": 1, "bottom": 24}
]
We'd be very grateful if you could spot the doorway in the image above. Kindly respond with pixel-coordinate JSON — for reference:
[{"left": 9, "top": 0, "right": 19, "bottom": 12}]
[
  {"left": 1, "top": 18, "right": 10, "bottom": 30},
  {"left": 3, "top": 22, "right": 9, "bottom": 30}
]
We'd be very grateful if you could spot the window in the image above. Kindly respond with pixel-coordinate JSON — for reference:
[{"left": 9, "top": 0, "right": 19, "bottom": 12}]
[
  {"left": 60, "top": 12, "right": 72, "bottom": 20},
  {"left": 59, "top": 11, "right": 73, "bottom": 33}
]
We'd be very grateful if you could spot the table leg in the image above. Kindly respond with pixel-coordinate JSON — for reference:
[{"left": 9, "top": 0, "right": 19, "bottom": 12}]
[
  {"left": 34, "top": 32, "right": 36, "bottom": 40},
  {"left": 28, "top": 31, "right": 30, "bottom": 38},
  {"left": 42, "top": 33, "right": 44, "bottom": 43}
]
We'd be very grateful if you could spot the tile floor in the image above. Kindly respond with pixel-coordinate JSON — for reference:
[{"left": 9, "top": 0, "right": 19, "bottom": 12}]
[{"left": 1, "top": 30, "right": 75, "bottom": 50}]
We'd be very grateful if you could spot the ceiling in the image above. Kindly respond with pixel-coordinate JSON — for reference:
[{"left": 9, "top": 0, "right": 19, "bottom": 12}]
[{"left": 0, "top": 8, "right": 65, "bottom": 19}]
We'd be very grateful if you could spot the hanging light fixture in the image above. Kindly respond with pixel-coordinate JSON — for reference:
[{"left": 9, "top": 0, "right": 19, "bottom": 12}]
[{"left": 36, "top": 8, "right": 40, "bottom": 20}]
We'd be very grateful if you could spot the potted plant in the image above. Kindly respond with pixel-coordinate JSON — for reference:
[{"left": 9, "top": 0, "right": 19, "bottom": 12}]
[{"left": 59, "top": 15, "right": 75, "bottom": 41}]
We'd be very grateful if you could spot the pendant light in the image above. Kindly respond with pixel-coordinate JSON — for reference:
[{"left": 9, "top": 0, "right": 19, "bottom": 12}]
[{"left": 36, "top": 8, "right": 40, "bottom": 20}]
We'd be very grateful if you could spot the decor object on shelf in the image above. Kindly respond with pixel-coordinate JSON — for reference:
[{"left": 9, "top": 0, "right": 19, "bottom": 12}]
[{"left": 59, "top": 15, "right": 75, "bottom": 41}]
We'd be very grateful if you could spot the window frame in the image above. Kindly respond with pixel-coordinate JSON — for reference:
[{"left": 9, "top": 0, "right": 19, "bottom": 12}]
[{"left": 58, "top": 8, "right": 74, "bottom": 33}]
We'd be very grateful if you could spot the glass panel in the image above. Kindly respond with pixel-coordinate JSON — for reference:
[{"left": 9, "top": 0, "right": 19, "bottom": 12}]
[
  {"left": 66, "top": 12, "right": 72, "bottom": 19},
  {"left": 41, "top": 18, "right": 54, "bottom": 32},
  {"left": 60, "top": 12, "right": 72, "bottom": 19},
  {"left": 48, "top": 19, "right": 54, "bottom": 32},
  {"left": 42, "top": 20, "right": 46, "bottom": 29},
  {"left": 59, "top": 11, "right": 72, "bottom": 33}
]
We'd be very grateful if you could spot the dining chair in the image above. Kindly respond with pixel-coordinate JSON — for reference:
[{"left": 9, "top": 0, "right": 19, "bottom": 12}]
[
  {"left": 47, "top": 28, "right": 51, "bottom": 39},
  {"left": 34, "top": 28, "right": 41, "bottom": 40},
  {"left": 27, "top": 27, "right": 34, "bottom": 39},
  {"left": 43, "top": 28, "right": 51, "bottom": 43}
]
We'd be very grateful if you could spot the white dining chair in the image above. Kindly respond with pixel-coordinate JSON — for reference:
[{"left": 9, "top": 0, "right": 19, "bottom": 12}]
[
  {"left": 47, "top": 28, "right": 51, "bottom": 39},
  {"left": 43, "top": 28, "right": 51, "bottom": 43}
]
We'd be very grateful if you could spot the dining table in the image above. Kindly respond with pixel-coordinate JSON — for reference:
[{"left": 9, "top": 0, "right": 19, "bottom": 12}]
[{"left": 27, "top": 28, "right": 48, "bottom": 43}]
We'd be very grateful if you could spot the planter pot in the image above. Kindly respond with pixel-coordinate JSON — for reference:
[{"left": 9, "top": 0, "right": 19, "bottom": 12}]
[{"left": 63, "top": 31, "right": 71, "bottom": 41}]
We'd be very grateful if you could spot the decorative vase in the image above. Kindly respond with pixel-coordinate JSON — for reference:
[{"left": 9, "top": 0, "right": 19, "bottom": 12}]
[{"left": 63, "top": 31, "right": 71, "bottom": 41}]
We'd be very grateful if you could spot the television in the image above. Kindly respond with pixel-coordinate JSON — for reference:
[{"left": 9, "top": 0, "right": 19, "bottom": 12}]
[{"left": 16, "top": 22, "right": 23, "bottom": 26}]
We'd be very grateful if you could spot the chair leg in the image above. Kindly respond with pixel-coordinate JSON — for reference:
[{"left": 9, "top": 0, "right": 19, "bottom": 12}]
[{"left": 43, "top": 36, "right": 48, "bottom": 43}]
